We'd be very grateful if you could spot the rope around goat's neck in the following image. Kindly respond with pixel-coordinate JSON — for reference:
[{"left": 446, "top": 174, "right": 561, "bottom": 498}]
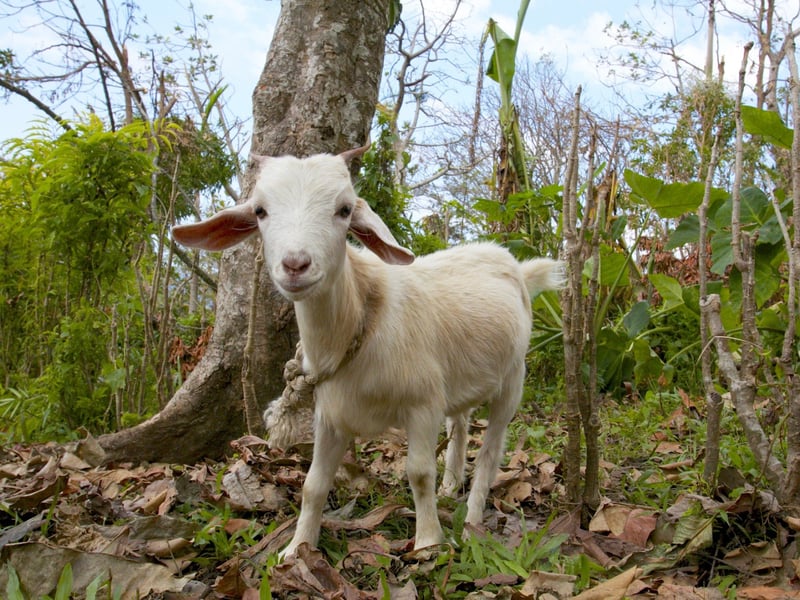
[{"left": 279, "top": 284, "right": 379, "bottom": 407}]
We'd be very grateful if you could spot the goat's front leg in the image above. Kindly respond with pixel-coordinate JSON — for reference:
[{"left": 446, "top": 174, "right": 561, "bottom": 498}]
[
  {"left": 406, "top": 414, "right": 445, "bottom": 549},
  {"left": 281, "top": 420, "right": 349, "bottom": 558}
]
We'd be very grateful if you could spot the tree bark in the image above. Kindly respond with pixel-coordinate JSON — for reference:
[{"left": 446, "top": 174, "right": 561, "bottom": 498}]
[{"left": 98, "top": 0, "right": 391, "bottom": 464}]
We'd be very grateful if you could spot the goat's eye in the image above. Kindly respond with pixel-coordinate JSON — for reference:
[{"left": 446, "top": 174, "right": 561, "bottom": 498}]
[
  {"left": 337, "top": 204, "right": 352, "bottom": 219},
  {"left": 254, "top": 206, "right": 267, "bottom": 219}
]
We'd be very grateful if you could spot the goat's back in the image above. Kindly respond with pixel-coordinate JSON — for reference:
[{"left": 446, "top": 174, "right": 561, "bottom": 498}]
[{"left": 324, "top": 243, "right": 543, "bottom": 434}]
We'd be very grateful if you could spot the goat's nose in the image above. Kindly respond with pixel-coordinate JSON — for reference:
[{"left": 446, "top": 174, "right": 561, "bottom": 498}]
[{"left": 282, "top": 251, "right": 311, "bottom": 275}]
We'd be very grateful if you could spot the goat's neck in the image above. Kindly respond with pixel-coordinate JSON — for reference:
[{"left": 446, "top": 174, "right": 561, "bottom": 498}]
[{"left": 294, "top": 249, "right": 375, "bottom": 380}]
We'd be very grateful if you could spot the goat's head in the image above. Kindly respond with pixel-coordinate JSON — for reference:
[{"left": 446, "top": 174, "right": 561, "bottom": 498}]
[{"left": 172, "top": 147, "right": 415, "bottom": 301}]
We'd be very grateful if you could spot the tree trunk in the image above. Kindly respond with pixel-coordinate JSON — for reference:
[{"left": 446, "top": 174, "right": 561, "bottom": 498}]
[{"left": 98, "top": 0, "right": 391, "bottom": 464}]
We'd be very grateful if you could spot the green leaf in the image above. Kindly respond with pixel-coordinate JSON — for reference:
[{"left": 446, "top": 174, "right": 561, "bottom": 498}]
[
  {"left": 584, "top": 245, "right": 630, "bottom": 287},
  {"left": 473, "top": 198, "right": 510, "bottom": 224},
  {"left": 624, "top": 169, "right": 663, "bottom": 206},
  {"left": 486, "top": 20, "right": 516, "bottom": 87},
  {"left": 728, "top": 244, "right": 786, "bottom": 308},
  {"left": 649, "top": 273, "right": 684, "bottom": 309},
  {"left": 54, "top": 563, "right": 73, "bottom": 600},
  {"left": 674, "top": 513, "right": 715, "bottom": 554},
  {"left": 624, "top": 301, "right": 650, "bottom": 338},
  {"left": 5, "top": 566, "right": 25, "bottom": 600},
  {"left": 710, "top": 187, "right": 784, "bottom": 245},
  {"left": 741, "top": 105, "right": 793, "bottom": 149},
  {"left": 710, "top": 231, "right": 733, "bottom": 275},
  {"left": 85, "top": 573, "right": 106, "bottom": 600},
  {"left": 625, "top": 169, "right": 727, "bottom": 218},
  {"left": 633, "top": 338, "right": 664, "bottom": 381},
  {"left": 666, "top": 215, "right": 700, "bottom": 250},
  {"left": 740, "top": 186, "right": 771, "bottom": 227}
]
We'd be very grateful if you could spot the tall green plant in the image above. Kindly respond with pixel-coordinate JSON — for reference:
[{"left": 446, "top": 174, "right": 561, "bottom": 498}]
[
  {"left": 485, "top": 1, "right": 530, "bottom": 194},
  {"left": 356, "top": 110, "right": 446, "bottom": 255},
  {"left": 629, "top": 104, "right": 798, "bottom": 501},
  {"left": 0, "top": 118, "right": 157, "bottom": 437}
]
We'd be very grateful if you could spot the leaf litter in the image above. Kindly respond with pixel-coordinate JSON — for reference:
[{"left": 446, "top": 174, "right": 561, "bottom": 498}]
[{"left": 0, "top": 415, "right": 798, "bottom": 598}]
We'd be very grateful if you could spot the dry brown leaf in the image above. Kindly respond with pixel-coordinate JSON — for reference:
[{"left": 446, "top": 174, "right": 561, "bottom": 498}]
[
  {"left": 225, "top": 517, "right": 256, "bottom": 534},
  {"left": 0, "top": 460, "right": 28, "bottom": 478},
  {"left": 324, "top": 503, "right": 404, "bottom": 532},
  {"left": 221, "top": 517, "right": 298, "bottom": 568},
  {"left": 785, "top": 516, "right": 800, "bottom": 532},
  {"left": 144, "top": 537, "right": 192, "bottom": 558},
  {"left": 492, "top": 466, "right": 531, "bottom": 488},
  {"left": 6, "top": 473, "right": 67, "bottom": 511},
  {"left": 611, "top": 508, "right": 657, "bottom": 548},
  {"left": 572, "top": 566, "right": 641, "bottom": 600},
  {"left": 519, "top": 570, "right": 575, "bottom": 598},
  {"left": 0, "top": 542, "right": 190, "bottom": 597},
  {"left": 723, "top": 541, "right": 783, "bottom": 573},
  {"left": 270, "top": 543, "right": 371, "bottom": 599},
  {"left": 661, "top": 459, "right": 694, "bottom": 471},
  {"left": 388, "top": 580, "right": 418, "bottom": 599},
  {"left": 656, "top": 583, "right": 725, "bottom": 598},
  {"left": 220, "top": 460, "right": 286, "bottom": 511},
  {"left": 0, "top": 512, "right": 47, "bottom": 550},
  {"left": 535, "top": 462, "right": 557, "bottom": 494},
  {"left": 589, "top": 501, "right": 633, "bottom": 536},
  {"left": 83, "top": 467, "right": 139, "bottom": 500},
  {"left": 213, "top": 560, "right": 258, "bottom": 598},
  {"left": 506, "top": 448, "right": 529, "bottom": 470},
  {"left": 736, "top": 585, "right": 800, "bottom": 599},
  {"left": 241, "top": 588, "right": 263, "bottom": 600},
  {"left": 574, "top": 529, "right": 614, "bottom": 567},
  {"left": 501, "top": 480, "right": 533, "bottom": 508},
  {"left": 59, "top": 451, "right": 92, "bottom": 471},
  {"left": 72, "top": 434, "right": 107, "bottom": 466},
  {"left": 654, "top": 441, "right": 682, "bottom": 454}
]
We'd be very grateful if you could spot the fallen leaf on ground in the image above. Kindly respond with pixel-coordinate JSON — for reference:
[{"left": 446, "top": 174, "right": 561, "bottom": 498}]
[
  {"left": 0, "top": 542, "right": 190, "bottom": 597},
  {"left": 572, "top": 566, "right": 641, "bottom": 600}
]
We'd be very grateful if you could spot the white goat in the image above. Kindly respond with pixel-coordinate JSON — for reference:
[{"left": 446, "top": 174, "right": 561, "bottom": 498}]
[{"left": 172, "top": 147, "right": 562, "bottom": 557}]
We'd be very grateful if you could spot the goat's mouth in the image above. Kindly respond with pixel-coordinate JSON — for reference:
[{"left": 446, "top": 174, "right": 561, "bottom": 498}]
[{"left": 276, "top": 275, "right": 322, "bottom": 300}]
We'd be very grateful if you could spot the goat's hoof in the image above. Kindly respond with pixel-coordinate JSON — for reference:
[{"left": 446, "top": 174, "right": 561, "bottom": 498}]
[
  {"left": 278, "top": 540, "right": 306, "bottom": 562},
  {"left": 437, "top": 484, "right": 460, "bottom": 499},
  {"left": 461, "top": 521, "right": 487, "bottom": 541},
  {"left": 413, "top": 533, "right": 446, "bottom": 550}
]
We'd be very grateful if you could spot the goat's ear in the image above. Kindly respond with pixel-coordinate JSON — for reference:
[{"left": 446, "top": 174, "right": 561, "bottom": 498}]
[
  {"left": 338, "top": 142, "right": 370, "bottom": 164},
  {"left": 349, "top": 198, "right": 415, "bottom": 265},
  {"left": 173, "top": 204, "right": 259, "bottom": 251}
]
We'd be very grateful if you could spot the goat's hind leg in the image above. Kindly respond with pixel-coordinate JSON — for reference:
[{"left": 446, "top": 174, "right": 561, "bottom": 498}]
[
  {"left": 465, "top": 369, "right": 524, "bottom": 528},
  {"left": 282, "top": 421, "right": 349, "bottom": 558},
  {"left": 439, "top": 412, "right": 469, "bottom": 497}
]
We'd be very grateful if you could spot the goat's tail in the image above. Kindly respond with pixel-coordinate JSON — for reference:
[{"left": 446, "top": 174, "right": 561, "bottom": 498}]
[{"left": 521, "top": 258, "right": 565, "bottom": 297}]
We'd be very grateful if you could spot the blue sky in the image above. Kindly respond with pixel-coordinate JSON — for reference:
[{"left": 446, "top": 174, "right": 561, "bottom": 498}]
[{"left": 0, "top": 0, "right": 779, "bottom": 143}]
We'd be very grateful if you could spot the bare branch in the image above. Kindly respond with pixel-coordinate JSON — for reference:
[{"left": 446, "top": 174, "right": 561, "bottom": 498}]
[{"left": 0, "top": 77, "right": 71, "bottom": 130}]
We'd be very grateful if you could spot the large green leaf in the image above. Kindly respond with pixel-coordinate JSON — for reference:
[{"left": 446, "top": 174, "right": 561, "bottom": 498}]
[
  {"left": 624, "top": 301, "right": 650, "bottom": 338},
  {"left": 633, "top": 338, "right": 664, "bottom": 382},
  {"left": 741, "top": 105, "right": 793, "bottom": 149},
  {"left": 649, "top": 273, "right": 684, "bottom": 310},
  {"left": 624, "top": 170, "right": 663, "bottom": 206},
  {"left": 666, "top": 215, "right": 700, "bottom": 250},
  {"left": 584, "top": 245, "right": 630, "bottom": 287},
  {"left": 727, "top": 243, "right": 786, "bottom": 308},
  {"left": 625, "top": 170, "right": 727, "bottom": 218},
  {"left": 710, "top": 231, "right": 733, "bottom": 275},
  {"left": 486, "top": 20, "right": 516, "bottom": 88},
  {"left": 710, "top": 186, "right": 784, "bottom": 246},
  {"left": 740, "top": 186, "right": 771, "bottom": 226}
]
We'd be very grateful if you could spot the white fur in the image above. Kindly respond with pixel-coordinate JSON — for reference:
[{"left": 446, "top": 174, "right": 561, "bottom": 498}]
[{"left": 172, "top": 152, "right": 563, "bottom": 557}]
